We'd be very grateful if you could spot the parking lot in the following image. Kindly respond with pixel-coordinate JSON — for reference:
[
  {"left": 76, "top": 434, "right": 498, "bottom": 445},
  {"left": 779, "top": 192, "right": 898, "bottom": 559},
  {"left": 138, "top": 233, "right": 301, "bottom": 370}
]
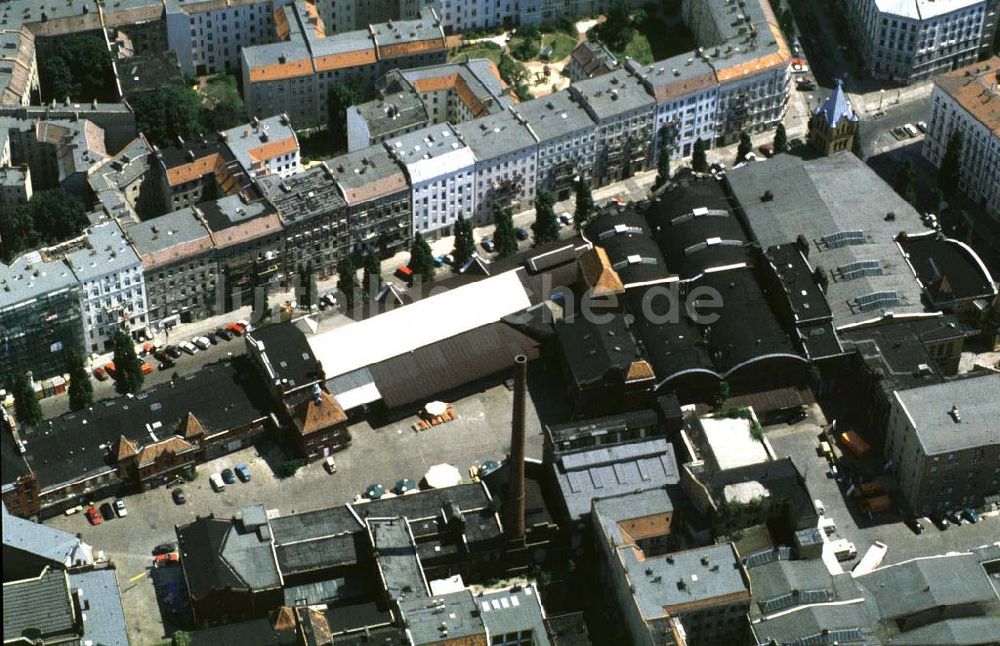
[
  {"left": 44, "top": 377, "right": 550, "bottom": 641},
  {"left": 767, "top": 407, "right": 999, "bottom": 570}
]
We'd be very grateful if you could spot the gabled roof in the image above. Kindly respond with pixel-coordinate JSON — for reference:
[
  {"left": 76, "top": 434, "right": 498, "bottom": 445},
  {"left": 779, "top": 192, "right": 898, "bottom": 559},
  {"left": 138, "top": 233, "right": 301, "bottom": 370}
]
[
  {"left": 179, "top": 412, "right": 206, "bottom": 439},
  {"left": 290, "top": 390, "right": 347, "bottom": 436},
  {"left": 136, "top": 436, "right": 196, "bottom": 468},
  {"left": 814, "top": 79, "right": 858, "bottom": 128},
  {"left": 578, "top": 247, "right": 625, "bottom": 296},
  {"left": 116, "top": 435, "right": 139, "bottom": 461}
]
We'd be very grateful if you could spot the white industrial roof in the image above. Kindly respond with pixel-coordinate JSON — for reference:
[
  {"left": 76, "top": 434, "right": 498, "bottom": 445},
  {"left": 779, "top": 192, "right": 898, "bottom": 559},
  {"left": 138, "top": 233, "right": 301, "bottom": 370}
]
[
  {"left": 308, "top": 270, "right": 531, "bottom": 379},
  {"left": 874, "top": 0, "right": 982, "bottom": 20},
  {"left": 406, "top": 146, "right": 475, "bottom": 184},
  {"left": 701, "top": 417, "right": 770, "bottom": 469}
]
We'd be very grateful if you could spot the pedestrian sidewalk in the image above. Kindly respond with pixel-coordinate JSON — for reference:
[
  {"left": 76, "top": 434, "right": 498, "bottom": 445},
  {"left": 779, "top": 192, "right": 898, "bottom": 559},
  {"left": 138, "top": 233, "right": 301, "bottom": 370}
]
[{"left": 849, "top": 80, "right": 933, "bottom": 118}]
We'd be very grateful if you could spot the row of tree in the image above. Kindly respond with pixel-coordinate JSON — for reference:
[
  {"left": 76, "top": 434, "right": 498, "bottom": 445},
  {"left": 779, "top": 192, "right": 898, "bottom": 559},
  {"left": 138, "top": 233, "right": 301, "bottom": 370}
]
[
  {"left": 10, "top": 330, "right": 142, "bottom": 428},
  {"left": 130, "top": 80, "right": 249, "bottom": 148}
]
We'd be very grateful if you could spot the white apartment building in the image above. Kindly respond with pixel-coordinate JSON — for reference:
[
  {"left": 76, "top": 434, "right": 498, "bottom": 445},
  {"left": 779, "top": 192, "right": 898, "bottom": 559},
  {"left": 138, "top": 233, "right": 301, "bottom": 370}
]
[
  {"left": 221, "top": 114, "right": 301, "bottom": 179},
  {"left": 630, "top": 56, "right": 720, "bottom": 160},
  {"left": 922, "top": 57, "right": 1000, "bottom": 220},
  {"left": 165, "top": 0, "right": 278, "bottom": 76},
  {"left": 845, "top": 0, "right": 998, "bottom": 84},
  {"left": 512, "top": 92, "right": 598, "bottom": 199},
  {"left": 713, "top": 59, "right": 789, "bottom": 144},
  {"left": 455, "top": 110, "right": 539, "bottom": 224},
  {"left": 387, "top": 123, "right": 476, "bottom": 237},
  {"left": 59, "top": 220, "right": 148, "bottom": 353}
]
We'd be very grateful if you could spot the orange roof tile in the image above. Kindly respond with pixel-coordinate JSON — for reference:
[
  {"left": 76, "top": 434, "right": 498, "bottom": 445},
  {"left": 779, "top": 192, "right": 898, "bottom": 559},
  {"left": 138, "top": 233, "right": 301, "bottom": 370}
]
[
  {"left": 166, "top": 153, "right": 221, "bottom": 188},
  {"left": 290, "top": 390, "right": 347, "bottom": 436},
  {"left": 455, "top": 76, "right": 489, "bottom": 117},
  {"left": 314, "top": 48, "right": 378, "bottom": 72},
  {"left": 116, "top": 435, "right": 139, "bottom": 461},
  {"left": 249, "top": 58, "right": 315, "bottom": 83},
  {"left": 274, "top": 7, "right": 291, "bottom": 41},
  {"left": 137, "top": 436, "right": 196, "bottom": 468},
  {"left": 936, "top": 57, "right": 1000, "bottom": 137},
  {"left": 411, "top": 74, "right": 458, "bottom": 94},
  {"left": 378, "top": 38, "right": 446, "bottom": 60},
  {"left": 249, "top": 136, "right": 298, "bottom": 162},
  {"left": 210, "top": 212, "right": 283, "bottom": 249},
  {"left": 626, "top": 360, "right": 655, "bottom": 383},
  {"left": 579, "top": 246, "right": 625, "bottom": 297},
  {"left": 178, "top": 412, "right": 206, "bottom": 439},
  {"left": 338, "top": 173, "right": 408, "bottom": 205},
  {"left": 715, "top": 18, "right": 790, "bottom": 83}
]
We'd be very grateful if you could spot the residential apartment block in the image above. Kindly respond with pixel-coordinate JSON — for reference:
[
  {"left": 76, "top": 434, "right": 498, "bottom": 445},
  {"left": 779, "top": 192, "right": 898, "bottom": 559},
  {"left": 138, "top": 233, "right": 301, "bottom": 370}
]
[
  {"left": 221, "top": 113, "right": 301, "bottom": 179},
  {"left": 165, "top": 0, "right": 280, "bottom": 76},
  {"left": 844, "top": 0, "right": 999, "bottom": 83},
  {"left": 0, "top": 25, "right": 38, "bottom": 106},
  {"left": 455, "top": 109, "right": 538, "bottom": 222},
  {"left": 386, "top": 122, "right": 476, "bottom": 237},
  {"left": 513, "top": 91, "right": 599, "bottom": 198},
  {"left": 241, "top": 3, "right": 447, "bottom": 130},
  {"left": 885, "top": 374, "right": 1000, "bottom": 515},
  {"left": 922, "top": 57, "right": 1000, "bottom": 220}
]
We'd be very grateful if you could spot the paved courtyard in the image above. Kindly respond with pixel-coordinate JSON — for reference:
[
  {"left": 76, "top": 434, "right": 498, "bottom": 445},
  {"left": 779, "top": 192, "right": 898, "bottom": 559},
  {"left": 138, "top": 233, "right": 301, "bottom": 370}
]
[
  {"left": 44, "top": 379, "right": 550, "bottom": 642},
  {"left": 766, "top": 407, "right": 999, "bottom": 571}
]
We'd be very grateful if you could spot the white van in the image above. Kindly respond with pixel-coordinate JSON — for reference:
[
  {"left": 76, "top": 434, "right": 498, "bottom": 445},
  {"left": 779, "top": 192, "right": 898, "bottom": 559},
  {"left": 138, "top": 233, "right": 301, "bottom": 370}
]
[
  {"left": 210, "top": 473, "right": 226, "bottom": 492},
  {"left": 179, "top": 341, "right": 198, "bottom": 355}
]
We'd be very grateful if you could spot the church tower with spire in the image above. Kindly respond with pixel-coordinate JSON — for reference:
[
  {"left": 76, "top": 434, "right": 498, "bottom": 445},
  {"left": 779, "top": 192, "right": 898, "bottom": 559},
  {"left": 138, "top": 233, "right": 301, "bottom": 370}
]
[{"left": 808, "top": 80, "right": 859, "bottom": 155}]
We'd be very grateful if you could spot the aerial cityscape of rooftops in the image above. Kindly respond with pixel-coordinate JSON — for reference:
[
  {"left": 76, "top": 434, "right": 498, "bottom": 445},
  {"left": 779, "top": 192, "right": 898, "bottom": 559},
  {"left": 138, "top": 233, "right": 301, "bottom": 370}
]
[{"left": 3, "top": 0, "right": 1000, "bottom": 643}]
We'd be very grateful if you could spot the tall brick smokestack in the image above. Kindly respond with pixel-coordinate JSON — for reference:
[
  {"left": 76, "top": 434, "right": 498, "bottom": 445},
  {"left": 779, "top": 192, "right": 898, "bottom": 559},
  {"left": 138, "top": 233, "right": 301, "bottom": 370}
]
[{"left": 505, "top": 354, "right": 528, "bottom": 541}]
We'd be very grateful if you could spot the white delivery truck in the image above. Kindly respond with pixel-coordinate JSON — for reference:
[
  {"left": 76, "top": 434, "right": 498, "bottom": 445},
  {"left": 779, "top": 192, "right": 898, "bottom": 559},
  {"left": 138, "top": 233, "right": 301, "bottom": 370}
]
[{"left": 210, "top": 473, "right": 226, "bottom": 492}]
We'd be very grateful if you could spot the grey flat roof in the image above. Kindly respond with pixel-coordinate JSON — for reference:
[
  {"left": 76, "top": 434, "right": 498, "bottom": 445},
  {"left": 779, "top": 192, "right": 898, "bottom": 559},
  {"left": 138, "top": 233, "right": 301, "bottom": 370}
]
[
  {"left": 2, "top": 567, "right": 76, "bottom": 643},
  {"left": 894, "top": 374, "right": 1000, "bottom": 455},
  {"left": 478, "top": 585, "right": 551, "bottom": 646},
  {"left": 354, "top": 78, "right": 429, "bottom": 139},
  {"left": 855, "top": 552, "right": 998, "bottom": 620},
  {"left": 887, "top": 617, "right": 1000, "bottom": 645},
  {"left": 222, "top": 115, "right": 297, "bottom": 173},
  {"left": 727, "top": 153, "right": 926, "bottom": 327},
  {"left": 620, "top": 543, "right": 748, "bottom": 619},
  {"left": 514, "top": 92, "right": 596, "bottom": 143},
  {"left": 70, "top": 569, "right": 129, "bottom": 646},
  {"left": 554, "top": 438, "right": 680, "bottom": 522},
  {"left": 259, "top": 165, "right": 346, "bottom": 224},
  {"left": 325, "top": 144, "right": 408, "bottom": 204},
  {"left": 571, "top": 69, "right": 655, "bottom": 121},
  {"left": 385, "top": 122, "right": 469, "bottom": 163},
  {"left": 592, "top": 487, "right": 678, "bottom": 546},
  {"left": 2, "top": 502, "right": 94, "bottom": 569},
  {"left": 62, "top": 220, "right": 140, "bottom": 283},
  {"left": 400, "top": 590, "right": 484, "bottom": 644},
  {"left": 368, "top": 516, "right": 427, "bottom": 601},
  {"left": 126, "top": 207, "right": 211, "bottom": 256},
  {"left": 370, "top": 9, "right": 442, "bottom": 48},
  {"left": 454, "top": 110, "right": 537, "bottom": 162},
  {"left": 751, "top": 603, "right": 874, "bottom": 645},
  {"left": 0, "top": 249, "right": 79, "bottom": 310}
]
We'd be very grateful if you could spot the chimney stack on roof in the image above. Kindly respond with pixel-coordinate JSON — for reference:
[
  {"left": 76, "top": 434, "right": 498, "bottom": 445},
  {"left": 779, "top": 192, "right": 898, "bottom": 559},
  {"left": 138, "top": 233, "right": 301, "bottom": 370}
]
[{"left": 505, "top": 355, "right": 528, "bottom": 542}]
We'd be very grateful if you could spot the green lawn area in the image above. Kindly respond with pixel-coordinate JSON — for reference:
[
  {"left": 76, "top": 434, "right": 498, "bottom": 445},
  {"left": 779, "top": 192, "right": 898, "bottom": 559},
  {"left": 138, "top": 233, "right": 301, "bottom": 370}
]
[
  {"left": 542, "top": 33, "right": 578, "bottom": 62},
  {"left": 448, "top": 44, "right": 503, "bottom": 65},
  {"left": 611, "top": 15, "right": 697, "bottom": 65}
]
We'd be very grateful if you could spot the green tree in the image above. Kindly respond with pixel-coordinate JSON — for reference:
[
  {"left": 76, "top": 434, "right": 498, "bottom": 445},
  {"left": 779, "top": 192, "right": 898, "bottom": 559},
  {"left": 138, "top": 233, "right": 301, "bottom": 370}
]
[
  {"left": 362, "top": 251, "right": 382, "bottom": 300},
  {"left": 938, "top": 130, "right": 963, "bottom": 200},
  {"left": 736, "top": 130, "right": 753, "bottom": 164},
  {"left": 692, "top": 138, "right": 708, "bottom": 172},
  {"left": 39, "top": 35, "right": 116, "bottom": 102},
  {"left": 1, "top": 207, "right": 39, "bottom": 262},
  {"left": 409, "top": 232, "right": 435, "bottom": 283},
  {"left": 531, "top": 190, "right": 560, "bottom": 245},
  {"left": 112, "top": 330, "right": 143, "bottom": 395},
  {"left": 327, "top": 83, "right": 363, "bottom": 151},
  {"left": 19, "top": 190, "right": 89, "bottom": 248},
  {"left": 12, "top": 373, "right": 42, "bottom": 428},
  {"left": 773, "top": 123, "right": 788, "bottom": 153},
  {"left": 510, "top": 26, "right": 541, "bottom": 61},
  {"left": 130, "top": 85, "right": 206, "bottom": 146},
  {"left": 173, "top": 631, "right": 193, "bottom": 646},
  {"left": 895, "top": 159, "right": 917, "bottom": 206},
  {"left": 298, "top": 262, "right": 315, "bottom": 308},
  {"left": 493, "top": 205, "right": 518, "bottom": 258},
  {"left": 574, "top": 177, "right": 594, "bottom": 230},
  {"left": 337, "top": 257, "right": 357, "bottom": 310},
  {"left": 715, "top": 380, "right": 730, "bottom": 408},
  {"left": 654, "top": 141, "right": 671, "bottom": 190},
  {"left": 201, "top": 75, "right": 248, "bottom": 132},
  {"left": 497, "top": 53, "right": 533, "bottom": 100},
  {"left": 67, "top": 350, "right": 93, "bottom": 412},
  {"left": 595, "top": 1, "right": 635, "bottom": 50},
  {"left": 453, "top": 215, "right": 476, "bottom": 270}
]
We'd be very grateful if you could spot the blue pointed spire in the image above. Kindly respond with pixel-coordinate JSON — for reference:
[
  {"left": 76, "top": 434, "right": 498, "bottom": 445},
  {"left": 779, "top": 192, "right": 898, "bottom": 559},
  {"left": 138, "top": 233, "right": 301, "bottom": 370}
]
[{"left": 814, "top": 79, "right": 858, "bottom": 128}]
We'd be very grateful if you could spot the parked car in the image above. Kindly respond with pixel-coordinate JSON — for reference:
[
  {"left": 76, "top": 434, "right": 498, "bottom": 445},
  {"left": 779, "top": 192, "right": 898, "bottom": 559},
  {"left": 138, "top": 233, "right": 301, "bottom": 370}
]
[
  {"left": 165, "top": 345, "right": 183, "bottom": 359},
  {"left": 172, "top": 488, "right": 187, "bottom": 505},
  {"left": 916, "top": 120, "right": 928, "bottom": 133},
  {"left": 234, "top": 464, "right": 251, "bottom": 482},
  {"left": 158, "top": 359, "right": 176, "bottom": 371},
  {"left": 99, "top": 502, "right": 115, "bottom": 521},
  {"left": 758, "top": 144, "right": 775, "bottom": 158},
  {"left": 155, "top": 552, "right": 179, "bottom": 565},
  {"left": 443, "top": 253, "right": 455, "bottom": 265},
  {"left": 93, "top": 366, "right": 108, "bottom": 381},
  {"left": 210, "top": 473, "right": 226, "bottom": 492},
  {"left": 481, "top": 238, "right": 496, "bottom": 252},
  {"left": 710, "top": 161, "right": 727, "bottom": 173},
  {"left": 395, "top": 265, "right": 414, "bottom": 281},
  {"left": 192, "top": 336, "right": 211, "bottom": 350},
  {"left": 205, "top": 332, "right": 219, "bottom": 345},
  {"left": 153, "top": 542, "right": 177, "bottom": 556},
  {"left": 797, "top": 79, "right": 816, "bottom": 91},
  {"left": 931, "top": 513, "right": 949, "bottom": 530},
  {"left": 903, "top": 123, "right": 919, "bottom": 137},
  {"left": 945, "top": 509, "right": 963, "bottom": 525},
  {"left": 433, "top": 255, "right": 445, "bottom": 267},
  {"left": 225, "top": 323, "right": 244, "bottom": 336},
  {"left": 215, "top": 328, "right": 233, "bottom": 341},
  {"left": 236, "top": 319, "right": 252, "bottom": 332},
  {"left": 905, "top": 517, "right": 924, "bottom": 534},
  {"left": 221, "top": 468, "right": 237, "bottom": 485},
  {"left": 515, "top": 227, "right": 529, "bottom": 241},
  {"left": 558, "top": 213, "right": 572, "bottom": 226},
  {"left": 324, "top": 457, "right": 338, "bottom": 474},
  {"left": 104, "top": 362, "right": 116, "bottom": 376},
  {"left": 86, "top": 506, "right": 102, "bottom": 525},
  {"left": 113, "top": 498, "right": 128, "bottom": 518},
  {"left": 140, "top": 362, "right": 153, "bottom": 375},
  {"left": 963, "top": 508, "right": 980, "bottom": 524},
  {"left": 178, "top": 341, "right": 198, "bottom": 355}
]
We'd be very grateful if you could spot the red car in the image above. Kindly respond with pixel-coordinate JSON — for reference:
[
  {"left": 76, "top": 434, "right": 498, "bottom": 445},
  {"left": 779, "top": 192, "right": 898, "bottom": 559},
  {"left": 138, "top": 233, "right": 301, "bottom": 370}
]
[
  {"left": 86, "top": 506, "right": 102, "bottom": 525},
  {"left": 140, "top": 362, "right": 153, "bottom": 375},
  {"left": 155, "top": 552, "right": 179, "bottom": 566},
  {"left": 225, "top": 323, "right": 244, "bottom": 336},
  {"left": 93, "top": 366, "right": 108, "bottom": 381},
  {"left": 758, "top": 144, "right": 775, "bottom": 158}
]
